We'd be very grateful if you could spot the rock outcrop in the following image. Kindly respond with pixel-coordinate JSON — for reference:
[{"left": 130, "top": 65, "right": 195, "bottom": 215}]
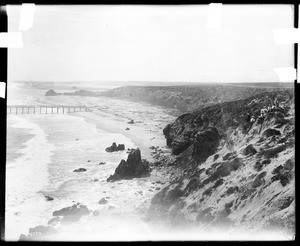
[
  {"left": 45, "top": 89, "right": 59, "bottom": 96},
  {"left": 19, "top": 203, "right": 90, "bottom": 240},
  {"left": 73, "top": 168, "right": 87, "bottom": 172},
  {"left": 107, "top": 148, "right": 150, "bottom": 182},
  {"left": 105, "top": 142, "right": 125, "bottom": 152},
  {"left": 52, "top": 203, "right": 90, "bottom": 225}
]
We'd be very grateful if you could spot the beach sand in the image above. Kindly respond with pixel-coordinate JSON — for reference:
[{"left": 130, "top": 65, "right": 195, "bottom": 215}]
[{"left": 6, "top": 84, "right": 179, "bottom": 241}]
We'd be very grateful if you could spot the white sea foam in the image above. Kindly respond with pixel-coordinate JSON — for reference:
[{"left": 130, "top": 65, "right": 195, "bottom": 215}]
[{"left": 5, "top": 115, "right": 56, "bottom": 240}]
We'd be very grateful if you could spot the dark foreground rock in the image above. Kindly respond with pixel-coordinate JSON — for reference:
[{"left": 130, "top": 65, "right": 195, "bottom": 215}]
[
  {"left": 105, "top": 142, "right": 125, "bottom": 152},
  {"left": 73, "top": 168, "right": 87, "bottom": 172},
  {"left": 107, "top": 148, "right": 150, "bottom": 182},
  {"left": 52, "top": 203, "right": 90, "bottom": 225},
  {"left": 45, "top": 195, "right": 54, "bottom": 201}
]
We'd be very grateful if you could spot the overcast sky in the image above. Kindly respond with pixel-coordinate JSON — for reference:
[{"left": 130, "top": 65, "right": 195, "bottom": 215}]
[{"left": 7, "top": 4, "right": 294, "bottom": 83}]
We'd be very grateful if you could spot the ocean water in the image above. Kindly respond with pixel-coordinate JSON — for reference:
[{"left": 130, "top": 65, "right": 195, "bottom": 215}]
[{"left": 5, "top": 83, "right": 178, "bottom": 241}]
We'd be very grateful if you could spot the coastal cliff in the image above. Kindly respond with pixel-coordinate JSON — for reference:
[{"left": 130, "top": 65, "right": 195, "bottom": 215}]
[
  {"left": 147, "top": 89, "right": 295, "bottom": 236},
  {"left": 100, "top": 84, "right": 291, "bottom": 113}
]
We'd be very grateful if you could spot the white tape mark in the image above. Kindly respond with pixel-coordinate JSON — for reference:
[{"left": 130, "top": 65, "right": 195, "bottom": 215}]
[
  {"left": 207, "top": 3, "right": 223, "bottom": 29},
  {"left": 0, "top": 32, "right": 23, "bottom": 48},
  {"left": 19, "top": 4, "right": 35, "bottom": 31},
  {"left": 273, "top": 28, "right": 300, "bottom": 45},
  {"left": 0, "top": 82, "right": 6, "bottom": 99},
  {"left": 274, "top": 67, "right": 297, "bottom": 82}
]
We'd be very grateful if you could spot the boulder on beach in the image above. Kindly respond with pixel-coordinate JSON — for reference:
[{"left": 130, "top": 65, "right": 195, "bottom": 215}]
[
  {"left": 105, "top": 142, "right": 125, "bottom": 152},
  {"left": 99, "top": 162, "right": 106, "bottom": 165},
  {"left": 98, "top": 198, "right": 108, "bottom": 205},
  {"left": 45, "top": 89, "right": 59, "bottom": 96},
  {"left": 116, "top": 144, "right": 125, "bottom": 151},
  {"left": 125, "top": 127, "right": 130, "bottom": 130},
  {"left": 45, "top": 195, "right": 54, "bottom": 201},
  {"left": 128, "top": 119, "right": 135, "bottom": 124},
  {"left": 73, "top": 168, "right": 87, "bottom": 172},
  {"left": 107, "top": 148, "right": 151, "bottom": 182}
]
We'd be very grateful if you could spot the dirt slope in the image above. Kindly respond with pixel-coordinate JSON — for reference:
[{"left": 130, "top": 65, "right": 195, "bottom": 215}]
[{"left": 147, "top": 89, "right": 295, "bottom": 237}]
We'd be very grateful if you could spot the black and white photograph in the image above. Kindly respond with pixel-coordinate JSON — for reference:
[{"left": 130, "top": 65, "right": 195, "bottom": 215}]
[{"left": 2, "top": 3, "right": 296, "bottom": 241}]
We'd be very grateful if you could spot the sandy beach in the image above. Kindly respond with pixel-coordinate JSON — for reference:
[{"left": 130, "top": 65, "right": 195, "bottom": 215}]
[{"left": 6, "top": 83, "right": 178, "bottom": 241}]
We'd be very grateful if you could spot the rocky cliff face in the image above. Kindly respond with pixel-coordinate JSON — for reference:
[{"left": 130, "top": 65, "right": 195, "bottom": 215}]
[{"left": 147, "top": 89, "right": 295, "bottom": 236}]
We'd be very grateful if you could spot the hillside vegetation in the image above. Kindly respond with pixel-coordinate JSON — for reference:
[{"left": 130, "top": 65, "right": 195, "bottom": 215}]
[
  {"left": 100, "top": 84, "right": 291, "bottom": 113},
  {"left": 146, "top": 89, "right": 295, "bottom": 237}
]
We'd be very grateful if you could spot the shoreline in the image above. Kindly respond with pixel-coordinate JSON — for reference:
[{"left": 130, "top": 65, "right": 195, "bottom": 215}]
[
  {"left": 6, "top": 104, "right": 174, "bottom": 241},
  {"left": 6, "top": 115, "right": 56, "bottom": 240},
  {"left": 74, "top": 110, "right": 169, "bottom": 162}
]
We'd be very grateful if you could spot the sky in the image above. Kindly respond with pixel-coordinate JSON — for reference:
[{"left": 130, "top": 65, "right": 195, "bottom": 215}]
[{"left": 7, "top": 4, "right": 294, "bottom": 83}]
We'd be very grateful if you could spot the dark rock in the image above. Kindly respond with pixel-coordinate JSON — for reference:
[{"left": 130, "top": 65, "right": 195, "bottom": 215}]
[
  {"left": 259, "top": 144, "right": 287, "bottom": 159},
  {"left": 261, "top": 159, "right": 271, "bottom": 165},
  {"left": 105, "top": 142, "right": 117, "bottom": 152},
  {"left": 52, "top": 204, "right": 90, "bottom": 224},
  {"left": 228, "top": 157, "right": 242, "bottom": 171},
  {"left": 271, "top": 162, "right": 294, "bottom": 187},
  {"left": 171, "top": 135, "right": 191, "bottom": 155},
  {"left": 263, "top": 128, "right": 281, "bottom": 138},
  {"left": 223, "top": 151, "right": 237, "bottom": 161},
  {"left": 284, "top": 158, "right": 294, "bottom": 171},
  {"left": 252, "top": 171, "right": 267, "bottom": 188},
  {"left": 213, "top": 154, "right": 219, "bottom": 161},
  {"left": 254, "top": 161, "right": 263, "bottom": 172},
  {"left": 45, "top": 195, "right": 54, "bottom": 201},
  {"left": 105, "top": 142, "right": 125, "bottom": 152},
  {"left": 45, "top": 89, "right": 59, "bottom": 96},
  {"left": 163, "top": 124, "right": 173, "bottom": 146},
  {"left": 241, "top": 144, "right": 257, "bottom": 156},
  {"left": 279, "top": 196, "right": 294, "bottom": 210},
  {"left": 213, "top": 179, "right": 224, "bottom": 189},
  {"left": 226, "top": 186, "right": 239, "bottom": 195},
  {"left": 92, "top": 178, "right": 99, "bottom": 182},
  {"left": 203, "top": 187, "right": 214, "bottom": 196},
  {"left": 106, "top": 148, "right": 150, "bottom": 182},
  {"left": 224, "top": 201, "right": 234, "bottom": 215},
  {"left": 116, "top": 144, "right": 125, "bottom": 151},
  {"left": 98, "top": 198, "right": 108, "bottom": 204},
  {"left": 87, "top": 160, "right": 91, "bottom": 162},
  {"left": 128, "top": 119, "right": 135, "bottom": 124},
  {"left": 125, "top": 127, "right": 130, "bottom": 130},
  {"left": 73, "top": 168, "right": 87, "bottom": 172},
  {"left": 192, "top": 127, "right": 220, "bottom": 162},
  {"left": 99, "top": 162, "right": 106, "bottom": 165}
]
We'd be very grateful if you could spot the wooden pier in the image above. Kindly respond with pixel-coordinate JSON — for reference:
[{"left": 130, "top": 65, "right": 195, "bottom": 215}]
[{"left": 7, "top": 105, "right": 90, "bottom": 114}]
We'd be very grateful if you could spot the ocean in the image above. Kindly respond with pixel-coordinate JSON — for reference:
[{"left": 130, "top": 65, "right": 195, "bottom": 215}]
[{"left": 5, "top": 82, "right": 177, "bottom": 240}]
